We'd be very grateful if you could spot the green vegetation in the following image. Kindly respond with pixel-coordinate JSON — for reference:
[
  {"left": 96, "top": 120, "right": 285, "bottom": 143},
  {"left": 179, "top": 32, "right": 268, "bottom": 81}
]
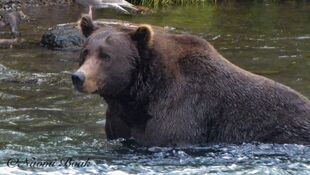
[
  {"left": 130, "top": 0, "right": 205, "bottom": 8},
  {"left": 130, "top": 0, "right": 298, "bottom": 8}
]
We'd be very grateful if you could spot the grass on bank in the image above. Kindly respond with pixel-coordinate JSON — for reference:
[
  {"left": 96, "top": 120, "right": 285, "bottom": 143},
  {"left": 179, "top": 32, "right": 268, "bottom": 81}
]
[
  {"left": 130, "top": 0, "right": 206, "bottom": 8},
  {"left": 129, "top": 0, "right": 297, "bottom": 7}
]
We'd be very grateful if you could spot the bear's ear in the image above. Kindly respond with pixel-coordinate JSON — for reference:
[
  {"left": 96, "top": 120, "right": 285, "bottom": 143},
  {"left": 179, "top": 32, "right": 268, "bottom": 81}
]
[
  {"left": 79, "top": 15, "right": 99, "bottom": 37},
  {"left": 131, "top": 25, "right": 154, "bottom": 47}
]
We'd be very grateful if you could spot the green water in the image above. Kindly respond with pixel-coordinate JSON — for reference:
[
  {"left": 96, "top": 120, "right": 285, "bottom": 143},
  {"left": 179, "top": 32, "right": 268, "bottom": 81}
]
[{"left": 0, "top": 1, "right": 309, "bottom": 174}]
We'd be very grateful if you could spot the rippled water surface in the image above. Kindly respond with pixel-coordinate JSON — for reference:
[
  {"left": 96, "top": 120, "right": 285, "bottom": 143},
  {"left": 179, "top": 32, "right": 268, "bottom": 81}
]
[{"left": 0, "top": 1, "right": 310, "bottom": 174}]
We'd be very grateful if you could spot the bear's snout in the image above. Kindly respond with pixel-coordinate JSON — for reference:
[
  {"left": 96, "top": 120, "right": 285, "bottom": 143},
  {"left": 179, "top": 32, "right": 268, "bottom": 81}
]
[{"left": 72, "top": 71, "right": 86, "bottom": 92}]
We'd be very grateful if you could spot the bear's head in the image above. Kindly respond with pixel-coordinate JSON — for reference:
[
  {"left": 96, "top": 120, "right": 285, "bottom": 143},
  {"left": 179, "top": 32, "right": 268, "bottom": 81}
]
[{"left": 72, "top": 15, "right": 154, "bottom": 97}]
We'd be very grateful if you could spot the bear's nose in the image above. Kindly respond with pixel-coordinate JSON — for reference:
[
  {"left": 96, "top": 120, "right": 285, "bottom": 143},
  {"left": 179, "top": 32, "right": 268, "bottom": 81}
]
[{"left": 71, "top": 72, "right": 85, "bottom": 90}]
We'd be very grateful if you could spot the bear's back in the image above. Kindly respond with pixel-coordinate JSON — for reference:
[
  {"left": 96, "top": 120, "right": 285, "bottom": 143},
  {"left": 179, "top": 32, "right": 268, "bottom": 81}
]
[{"left": 142, "top": 31, "right": 310, "bottom": 145}]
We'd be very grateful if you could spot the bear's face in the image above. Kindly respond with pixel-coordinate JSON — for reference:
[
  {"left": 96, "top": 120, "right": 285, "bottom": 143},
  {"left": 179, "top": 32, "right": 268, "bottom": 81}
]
[{"left": 72, "top": 16, "right": 153, "bottom": 97}]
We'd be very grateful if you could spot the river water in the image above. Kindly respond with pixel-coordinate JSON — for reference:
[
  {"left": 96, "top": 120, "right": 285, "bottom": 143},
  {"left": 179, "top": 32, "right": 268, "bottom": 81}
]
[{"left": 0, "top": 1, "right": 309, "bottom": 174}]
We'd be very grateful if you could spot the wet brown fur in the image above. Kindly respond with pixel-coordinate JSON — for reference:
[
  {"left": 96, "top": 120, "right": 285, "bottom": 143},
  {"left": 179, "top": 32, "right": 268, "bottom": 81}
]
[{"left": 75, "top": 16, "right": 310, "bottom": 146}]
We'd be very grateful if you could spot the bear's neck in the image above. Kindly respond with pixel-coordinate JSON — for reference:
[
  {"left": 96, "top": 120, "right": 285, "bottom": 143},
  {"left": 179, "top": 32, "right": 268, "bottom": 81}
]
[{"left": 103, "top": 55, "right": 169, "bottom": 128}]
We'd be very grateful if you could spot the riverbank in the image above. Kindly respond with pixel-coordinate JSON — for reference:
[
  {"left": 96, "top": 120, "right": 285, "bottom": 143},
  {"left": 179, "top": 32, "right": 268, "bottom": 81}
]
[{"left": 0, "top": 0, "right": 73, "bottom": 11}]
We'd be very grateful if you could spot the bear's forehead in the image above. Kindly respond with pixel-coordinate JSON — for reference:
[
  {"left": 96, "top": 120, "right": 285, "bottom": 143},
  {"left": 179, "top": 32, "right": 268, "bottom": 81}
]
[
  {"left": 85, "top": 30, "right": 127, "bottom": 47},
  {"left": 91, "top": 30, "right": 112, "bottom": 39}
]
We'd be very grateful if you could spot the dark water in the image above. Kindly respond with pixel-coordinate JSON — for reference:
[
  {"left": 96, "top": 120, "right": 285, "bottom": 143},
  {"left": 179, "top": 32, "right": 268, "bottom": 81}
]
[{"left": 0, "top": 1, "right": 310, "bottom": 174}]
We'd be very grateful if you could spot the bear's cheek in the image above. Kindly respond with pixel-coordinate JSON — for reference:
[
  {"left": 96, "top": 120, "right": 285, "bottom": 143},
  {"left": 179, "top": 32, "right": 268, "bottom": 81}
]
[{"left": 83, "top": 78, "right": 98, "bottom": 93}]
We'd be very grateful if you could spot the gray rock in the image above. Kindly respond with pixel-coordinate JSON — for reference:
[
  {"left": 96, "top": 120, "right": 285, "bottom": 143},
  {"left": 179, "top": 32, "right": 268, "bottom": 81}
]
[
  {"left": 40, "top": 23, "right": 85, "bottom": 50},
  {"left": 40, "top": 20, "right": 176, "bottom": 50},
  {"left": 40, "top": 20, "right": 139, "bottom": 50}
]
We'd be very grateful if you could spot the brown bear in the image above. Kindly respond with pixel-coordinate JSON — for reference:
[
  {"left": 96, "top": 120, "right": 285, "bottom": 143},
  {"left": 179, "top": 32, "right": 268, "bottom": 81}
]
[{"left": 72, "top": 15, "right": 310, "bottom": 146}]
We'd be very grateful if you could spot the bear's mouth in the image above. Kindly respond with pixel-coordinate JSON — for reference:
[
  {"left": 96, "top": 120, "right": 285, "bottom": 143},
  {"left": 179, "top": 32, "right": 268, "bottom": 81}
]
[
  {"left": 92, "top": 89, "right": 100, "bottom": 94},
  {"left": 74, "top": 85, "right": 98, "bottom": 94},
  {"left": 93, "top": 86, "right": 104, "bottom": 94}
]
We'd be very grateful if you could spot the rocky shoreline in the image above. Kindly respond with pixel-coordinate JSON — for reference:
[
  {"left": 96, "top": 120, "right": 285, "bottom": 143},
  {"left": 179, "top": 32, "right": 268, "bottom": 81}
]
[
  {"left": 0, "top": 0, "right": 74, "bottom": 12},
  {"left": 40, "top": 20, "right": 175, "bottom": 50},
  {"left": 40, "top": 20, "right": 150, "bottom": 50},
  {"left": 1, "top": 0, "right": 154, "bottom": 49}
]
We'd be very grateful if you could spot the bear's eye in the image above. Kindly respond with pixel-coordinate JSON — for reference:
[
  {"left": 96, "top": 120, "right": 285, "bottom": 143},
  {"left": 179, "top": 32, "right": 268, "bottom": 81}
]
[
  {"left": 81, "top": 49, "right": 89, "bottom": 58},
  {"left": 99, "top": 50, "right": 110, "bottom": 60}
]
